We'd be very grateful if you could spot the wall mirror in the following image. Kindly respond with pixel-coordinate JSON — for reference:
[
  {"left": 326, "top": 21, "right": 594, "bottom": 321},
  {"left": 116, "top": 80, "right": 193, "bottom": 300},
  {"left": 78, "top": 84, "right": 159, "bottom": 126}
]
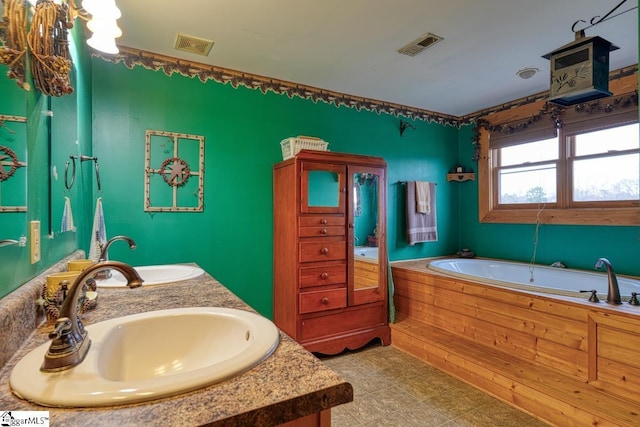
[
  {"left": 50, "top": 66, "right": 79, "bottom": 236},
  {"left": 0, "top": 51, "right": 28, "bottom": 244},
  {"left": 349, "top": 165, "right": 387, "bottom": 307},
  {"left": 301, "top": 162, "right": 345, "bottom": 213},
  {"left": 0, "top": 2, "right": 82, "bottom": 241},
  {"left": 0, "top": 114, "right": 28, "bottom": 243},
  {"left": 0, "top": 115, "right": 28, "bottom": 210},
  {"left": 352, "top": 172, "right": 380, "bottom": 290}
]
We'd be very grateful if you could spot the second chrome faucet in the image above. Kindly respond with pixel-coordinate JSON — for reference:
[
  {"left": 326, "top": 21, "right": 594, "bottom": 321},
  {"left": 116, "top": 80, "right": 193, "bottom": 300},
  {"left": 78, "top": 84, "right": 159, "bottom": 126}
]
[
  {"left": 594, "top": 257, "right": 621, "bottom": 305},
  {"left": 99, "top": 235, "right": 137, "bottom": 262}
]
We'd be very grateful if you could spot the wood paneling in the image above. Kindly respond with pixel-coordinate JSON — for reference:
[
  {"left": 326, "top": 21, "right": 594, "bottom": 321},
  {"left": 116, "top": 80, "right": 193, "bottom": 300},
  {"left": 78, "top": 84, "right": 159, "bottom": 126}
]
[
  {"left": 589, "top": 312, "right": 640, "bottom": 405},
  {"left": 390, "top": 263, "right": 640, "bottom": 427}
]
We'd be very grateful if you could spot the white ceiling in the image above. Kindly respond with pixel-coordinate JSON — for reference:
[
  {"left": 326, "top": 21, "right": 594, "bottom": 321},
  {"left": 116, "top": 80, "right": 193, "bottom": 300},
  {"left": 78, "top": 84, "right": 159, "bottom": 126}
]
[{"left": 8, "top": 1, "right": 640, "bottom": 117}]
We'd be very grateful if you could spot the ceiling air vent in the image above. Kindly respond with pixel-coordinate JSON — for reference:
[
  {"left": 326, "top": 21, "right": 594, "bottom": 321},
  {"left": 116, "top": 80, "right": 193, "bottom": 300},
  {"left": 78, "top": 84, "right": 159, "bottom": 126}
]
[
  {"left": 174, "top": 34, "right": 214, "bottom": 56},
  {"left": 398, "top": 32, "right": 443, "bottom": 57}
]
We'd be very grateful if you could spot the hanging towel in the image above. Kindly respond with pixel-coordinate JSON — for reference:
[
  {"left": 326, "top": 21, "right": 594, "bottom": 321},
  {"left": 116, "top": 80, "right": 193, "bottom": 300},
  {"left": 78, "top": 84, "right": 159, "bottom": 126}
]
[
  {"left": 387, "top": 258, "right": 396, "bottom": 323},
  {"left": 415, "top": 181, "right": 431, "bottom": 214},
  {"left": 60, "top": 197, "right": 76, "bottom": 232},
  {"left": 406, "top": 181, "right": 438, "bottom": 245},
  {"left": 88, "top": 197, "right": 107, "bottom": 261}
]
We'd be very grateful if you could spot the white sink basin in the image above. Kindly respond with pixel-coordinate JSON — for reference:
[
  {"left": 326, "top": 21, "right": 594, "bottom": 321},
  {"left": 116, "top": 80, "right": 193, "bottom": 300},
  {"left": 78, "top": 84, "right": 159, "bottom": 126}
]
[
  {"left": 96, "top": 264, "right": 204, "bottom": 288},
  {"left": 10, "top": 307, "right": 280, "bottom": 407}
]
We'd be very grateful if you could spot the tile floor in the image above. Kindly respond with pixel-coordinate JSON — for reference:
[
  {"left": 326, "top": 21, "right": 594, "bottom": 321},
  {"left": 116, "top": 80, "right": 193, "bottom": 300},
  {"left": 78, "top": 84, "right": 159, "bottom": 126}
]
[{"left": 320, "top": 344, "right": 550, "bottom": 427}]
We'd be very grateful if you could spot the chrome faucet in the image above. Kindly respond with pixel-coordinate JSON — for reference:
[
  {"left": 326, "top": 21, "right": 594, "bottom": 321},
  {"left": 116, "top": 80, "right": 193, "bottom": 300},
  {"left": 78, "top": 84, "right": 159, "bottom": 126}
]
[
  {"left": 99, "top": 235, "right": 136, "bottom": 262},
  {"left": 594, "top": 258, "right": 622, "bottom": 305},
  {"left": 96, "top": 235, "right": 136, "bottom": 280},
  {"left": 41, "top": 261, "right": 143, "bottom": 372}
]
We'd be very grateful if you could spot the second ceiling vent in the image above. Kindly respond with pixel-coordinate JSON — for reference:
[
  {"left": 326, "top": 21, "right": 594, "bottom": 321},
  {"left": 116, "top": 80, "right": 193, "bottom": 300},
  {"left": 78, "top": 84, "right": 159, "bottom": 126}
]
[
  {"left": 398, "top": 32, "right": 443, "bottom": 57},
  {"left": 174, "top": 34, "right": 214, "bottom": 56}
]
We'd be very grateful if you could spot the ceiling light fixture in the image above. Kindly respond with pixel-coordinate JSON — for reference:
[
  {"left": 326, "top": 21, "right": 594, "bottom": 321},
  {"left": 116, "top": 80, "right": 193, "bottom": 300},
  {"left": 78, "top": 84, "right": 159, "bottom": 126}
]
[
  {"left": 516, "top": 67, "right": 539, "bottom": 80},
  {"left": 70, "top": 0, "right": 123, "bottom": 54}
]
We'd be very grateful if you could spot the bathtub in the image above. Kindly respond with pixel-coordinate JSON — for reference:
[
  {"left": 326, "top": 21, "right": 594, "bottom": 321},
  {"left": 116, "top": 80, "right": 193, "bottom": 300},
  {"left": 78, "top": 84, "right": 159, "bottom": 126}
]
[
  {"left": 354, "top": 246, "right": 378, "bottom": 262},
  {"left": 428, "top": 258, "right": 640, "bottom": 300}
]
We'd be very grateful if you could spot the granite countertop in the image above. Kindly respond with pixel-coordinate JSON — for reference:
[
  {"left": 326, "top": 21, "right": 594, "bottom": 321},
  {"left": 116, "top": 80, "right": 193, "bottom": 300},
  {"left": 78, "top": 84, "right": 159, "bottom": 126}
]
[{"left": 0, "top": 262, "right": 353, "bottom": 426}]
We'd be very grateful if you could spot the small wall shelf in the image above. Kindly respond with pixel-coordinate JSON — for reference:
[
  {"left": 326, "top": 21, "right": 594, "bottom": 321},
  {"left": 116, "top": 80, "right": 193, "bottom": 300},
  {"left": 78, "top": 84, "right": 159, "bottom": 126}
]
[{"left": 446, "top": 173, "right": 476, "bottom": 182}]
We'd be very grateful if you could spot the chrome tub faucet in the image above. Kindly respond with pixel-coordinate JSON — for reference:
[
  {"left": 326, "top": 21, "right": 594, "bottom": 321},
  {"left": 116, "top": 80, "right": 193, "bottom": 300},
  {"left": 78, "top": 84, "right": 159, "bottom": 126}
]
[
  {"left": 41, "top": 261, "right": 143, "bottom": 372},
  {"left": 594, "top": 258, "right": 622, "bottom": 305}
]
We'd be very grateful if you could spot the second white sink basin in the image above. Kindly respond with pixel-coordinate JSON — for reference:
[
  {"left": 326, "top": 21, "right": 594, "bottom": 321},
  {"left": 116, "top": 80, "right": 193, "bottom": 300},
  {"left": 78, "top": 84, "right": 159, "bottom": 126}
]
[
  {"left": 10, "top": 307, "right": 280, "bottom": 407},
  {"left": 96, "top": 264, "right": 205, "bottom": 288}
]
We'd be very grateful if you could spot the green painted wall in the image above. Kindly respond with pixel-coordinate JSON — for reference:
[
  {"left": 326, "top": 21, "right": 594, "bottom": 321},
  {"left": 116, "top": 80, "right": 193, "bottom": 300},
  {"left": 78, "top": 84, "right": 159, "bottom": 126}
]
[
  {"left": 91, "top": 59, "right": 459, "bottom": 317},
  {"left": 456, "top": 124, "right": 640, "bottom": 277},
  {"left": 2, "top": 32, "right": 637, "bottom": 314}
]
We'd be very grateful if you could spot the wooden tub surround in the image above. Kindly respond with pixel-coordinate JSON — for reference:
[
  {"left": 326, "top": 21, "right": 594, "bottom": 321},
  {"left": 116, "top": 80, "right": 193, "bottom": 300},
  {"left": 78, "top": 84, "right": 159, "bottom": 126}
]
[{"left": 390, "top": 259, "right": 640, "bottom": 427}]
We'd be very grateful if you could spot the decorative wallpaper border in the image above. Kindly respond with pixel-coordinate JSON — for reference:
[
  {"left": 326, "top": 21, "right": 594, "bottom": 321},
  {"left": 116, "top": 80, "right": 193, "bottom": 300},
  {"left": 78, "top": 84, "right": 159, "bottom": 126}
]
[
  {"left": 96, "top": 46, "right": 460, "bottom": 126},
  {"left": 458, "top": 64, "right": 638, "bottom": 125},
  {"left": 95, "top": 47, "right": 637, "bottom": 128}
]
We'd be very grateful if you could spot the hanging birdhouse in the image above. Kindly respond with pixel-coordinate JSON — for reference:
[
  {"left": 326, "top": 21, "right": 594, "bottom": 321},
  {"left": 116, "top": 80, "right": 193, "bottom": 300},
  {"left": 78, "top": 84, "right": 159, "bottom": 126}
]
[{"left": 542, "top": 31, "right": 618, "bottom": 105}]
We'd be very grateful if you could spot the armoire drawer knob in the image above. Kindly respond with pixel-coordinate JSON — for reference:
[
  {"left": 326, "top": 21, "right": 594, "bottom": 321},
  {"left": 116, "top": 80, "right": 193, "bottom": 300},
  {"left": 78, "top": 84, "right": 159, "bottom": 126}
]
[
  {"left": 320, "top": 247, "right": 329, "bottom": 255},
  {"left": 321, "top": 297, "right": 329, "bottom": 305},
  {"left": 320, "top": 228, "right": 328, "bottom": 234},
  {"left": 320, "top": 273, "right": 329, "bottom": 280},
  {"left": 320, "top": 219, "right": 328, "bottom": 224}
]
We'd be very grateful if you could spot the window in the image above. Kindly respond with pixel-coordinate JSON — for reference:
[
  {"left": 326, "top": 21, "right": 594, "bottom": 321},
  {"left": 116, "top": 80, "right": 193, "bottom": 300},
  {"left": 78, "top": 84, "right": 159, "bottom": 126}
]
[
  {"left": 496, "top": 137, "right": 559, "bottom": 205},
  {"left": 571, "top": 124, "right": 639, "bottom": 203},
  {"left": 494, "top": 123, "right": 639, "bottom": 208},
  {"left": 478, "top": 84, "right": 639, "bottom": 226}
]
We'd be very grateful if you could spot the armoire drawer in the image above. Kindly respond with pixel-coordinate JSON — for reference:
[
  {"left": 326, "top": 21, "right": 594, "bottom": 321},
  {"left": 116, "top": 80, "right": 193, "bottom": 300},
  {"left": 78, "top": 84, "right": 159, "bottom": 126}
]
[
  {"left": 300, "top": 304, "right": 386, "bottom": 341},
  {"left": 299, "top": 241, "right": 346, "bottom": 263},
  {"left": 299, "top": 264, "right": 346, "bottom": 288},
  {"left": 300, "top": 216, "right": 345, "bottom": 227},
  {"left": 299, "top": 288, "right": 347, "bottom": 314},
  {"left": 299, "top": 226, "right": 345, "bottom": 237}
]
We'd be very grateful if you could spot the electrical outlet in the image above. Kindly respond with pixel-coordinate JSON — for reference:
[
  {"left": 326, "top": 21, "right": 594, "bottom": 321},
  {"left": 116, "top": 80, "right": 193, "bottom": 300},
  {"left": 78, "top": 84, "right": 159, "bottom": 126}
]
[{"left": 30, "top": 220, "right": 41, "bottom": 264}]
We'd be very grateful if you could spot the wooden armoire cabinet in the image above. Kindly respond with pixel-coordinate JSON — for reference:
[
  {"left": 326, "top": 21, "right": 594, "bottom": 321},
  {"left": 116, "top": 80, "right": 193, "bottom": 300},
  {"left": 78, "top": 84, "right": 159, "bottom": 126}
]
[{"left": 273, "top": 150, "right": 390, "bottom": 354}]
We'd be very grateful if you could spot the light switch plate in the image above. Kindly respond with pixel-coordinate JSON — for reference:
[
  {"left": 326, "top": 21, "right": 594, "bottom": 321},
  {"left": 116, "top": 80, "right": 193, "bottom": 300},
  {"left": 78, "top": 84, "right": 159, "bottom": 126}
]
[{"left": 30, "top": 220, "right": 41, "bottom": 264}]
